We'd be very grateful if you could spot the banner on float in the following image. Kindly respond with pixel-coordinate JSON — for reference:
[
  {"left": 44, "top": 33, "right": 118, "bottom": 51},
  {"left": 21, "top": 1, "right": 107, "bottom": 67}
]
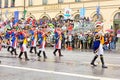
[
  {"left": 14, "top": 11, "right": 19, "bottom": 25},
  {"left": 64, "top": 8, "right": 72, "bottom": 20},
  {"left": 80, "top": 7, "right": 86, "bottom": 18}
]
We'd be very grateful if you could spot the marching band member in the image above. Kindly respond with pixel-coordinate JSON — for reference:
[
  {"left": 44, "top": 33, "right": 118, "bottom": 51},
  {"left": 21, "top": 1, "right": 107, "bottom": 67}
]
[
  {"left": 5, "top": 30, "right": 12, "bottom": 52},
  {"left": 91, "top": 22, "right": 107, "bottom": 68},
  {"left": 37, "top": 27, "right": 47, "bottom": 59},
  {"left": 53, "top": 27, "right": 63, "bottom": 57},
  {"left": 0, "top": 33, "right": 3, "bottom": 51},
  {"left": 18, "top": 30, "right": 29, "bottom": 60},
  {"left": 29, "top": 28, "right": 37, "bottom": 54},
  {"left": 0, "top": 33, "right": 2, "bottom": 63},
  {"left": 10, "top": 31, "right": 18, "bottom": 55}
]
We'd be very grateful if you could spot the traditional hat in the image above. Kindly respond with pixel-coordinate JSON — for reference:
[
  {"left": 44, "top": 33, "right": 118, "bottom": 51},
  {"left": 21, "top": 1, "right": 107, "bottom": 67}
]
[{"left": 95, "top": 21, "right": 104, "bottom": 27}]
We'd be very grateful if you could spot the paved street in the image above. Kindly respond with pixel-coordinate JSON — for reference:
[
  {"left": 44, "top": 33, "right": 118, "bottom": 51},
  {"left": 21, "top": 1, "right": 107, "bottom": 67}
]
[{"left": 0, "top": 47, "right": 120, "bottom": 80}]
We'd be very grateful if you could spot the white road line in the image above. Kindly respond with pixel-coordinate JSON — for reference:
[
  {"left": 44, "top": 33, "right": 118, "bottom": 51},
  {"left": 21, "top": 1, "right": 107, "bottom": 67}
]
[{"left": 0, "top": 64, "right": 119, "bottom": 80}]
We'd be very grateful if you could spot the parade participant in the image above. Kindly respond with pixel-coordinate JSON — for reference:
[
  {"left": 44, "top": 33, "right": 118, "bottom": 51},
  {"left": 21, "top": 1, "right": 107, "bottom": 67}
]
[
  {"left": 53, "top": 27, "right": 63, "bottom": 57},
  {"left": 29, "top": 28, "right": 37, "bottom": 54},
  {"left": 37, "top": 27, "right": 47, "bottom": 59},
  {"left": 10, "top": 31, "right": 18, "bottom": 55},
  {"left": 0, "top": 33, "right": 3, "bottom": 51},
  {"left": 91, "top": 22, "right": 107, "bottom": 68},
  {"left": 18, "top": 30, "right": 29, "bottom": 60},
  {"left": 5, "top": 30, "right": 12, "bottom": 52},
  {"left": 0, "top": 33, "right": 2, "bottom": 63}
]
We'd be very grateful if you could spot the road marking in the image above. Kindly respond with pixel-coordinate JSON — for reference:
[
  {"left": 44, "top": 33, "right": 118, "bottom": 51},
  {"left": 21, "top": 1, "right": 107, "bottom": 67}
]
[{"left": 0, "top": 64, "right": 119, "bottom": 80}]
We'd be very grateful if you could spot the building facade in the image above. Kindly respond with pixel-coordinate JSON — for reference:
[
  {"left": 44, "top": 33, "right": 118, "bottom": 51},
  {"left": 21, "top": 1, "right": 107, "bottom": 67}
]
[{"left": 0, "top": 0, "right": 120, "bottom": 32}]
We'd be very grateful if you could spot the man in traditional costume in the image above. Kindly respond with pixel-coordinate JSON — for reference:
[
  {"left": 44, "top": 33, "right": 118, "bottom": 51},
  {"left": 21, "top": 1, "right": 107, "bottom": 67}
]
[
  {"left": 18, "top": 30, "right": 29, "bottom": 60},
  {"left": 0, "top": 33, "right": 3, "bottom": 51},
  {"left": 29, "top": 28, "right": 37, "bottom": 54},
  {"left": 37, "top": 27, "right": 47, "bottom": 59},
  {"left": 91, "top": 22, "right": 107, "bottom": 68},
  {"left": 5, "top": 30, "right": 12, "bottom": 52},
  {"left": 0, "top": 33, "right": 2, "bottom": 63},
  {"left": 10, "top": 31, "right": 18, "bottom": 55},
  {"left": 53, "top": 27, "right": 63, "bottom": 57}
]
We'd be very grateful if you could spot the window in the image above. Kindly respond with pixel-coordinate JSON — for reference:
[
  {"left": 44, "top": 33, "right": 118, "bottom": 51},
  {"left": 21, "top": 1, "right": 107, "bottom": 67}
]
[
  {"left": 57, "top": 15, "right": 64, "bottom": 21},
  {"left": 42, "top": 0, "right": 48, "bottom": 5},
  {"left": 75, "top": 0, "right": 80, "bottom": 2},
  {"left": 5, "top": 0, "right": 8, "bottom": 8},
  {"left": 74, "top": 14, "right": 80, "bottom": 21},
  {"left": 92, "top": 14, "right": 103, "bottom": 22},
  {"left": 11, "top": 0, "right": 15, "bottom": 7},
  {"left": 58, "top": 0, "right": 64, "bottom": 3},
  {"left": 0, "top": 0, "right": 2, "bottom": 8},
  {"left": 114, "top": 12, "right": 120, "bottom": 20},
  {"left": 42, "top": 16, "right": 49, "bottom": 20},
  {"left": 29, "top": 0, "right": 33, "bottom": 6}
]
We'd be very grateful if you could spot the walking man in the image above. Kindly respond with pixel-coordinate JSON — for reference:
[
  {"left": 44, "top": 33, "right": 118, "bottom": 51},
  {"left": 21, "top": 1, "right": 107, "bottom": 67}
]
[
  {"left": 37, "top": 27, "right": 47, "bottom": 59},
  {"left": 53, "top": 27, "right": 63, "bottom": 57},
  {"left": 91, "top": 22, "right": 107, "bottom": 68},
  {"left": 18, "top": 30, "right": 29, "bottom": 60}
]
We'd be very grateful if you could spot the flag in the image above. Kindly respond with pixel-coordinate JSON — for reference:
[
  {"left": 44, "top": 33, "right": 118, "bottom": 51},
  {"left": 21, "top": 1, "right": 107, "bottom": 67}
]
[
  {"left": 5, "top": 10, "right": 8, "bottom": 18},
  {"left": 80, "top": 8, "right": 86, "bottom": 18},
  {"left": 14, "top": 11, "right": 19, "bottom": 25},
  {"left": 96, "top": 6, "right": 100, "bottom": 16},
  {"left": 64, "top": 8, "right": 71, "bottom": 20},
  {"left": 23, "top": 10, "right": 27, "bottom": 19}
]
